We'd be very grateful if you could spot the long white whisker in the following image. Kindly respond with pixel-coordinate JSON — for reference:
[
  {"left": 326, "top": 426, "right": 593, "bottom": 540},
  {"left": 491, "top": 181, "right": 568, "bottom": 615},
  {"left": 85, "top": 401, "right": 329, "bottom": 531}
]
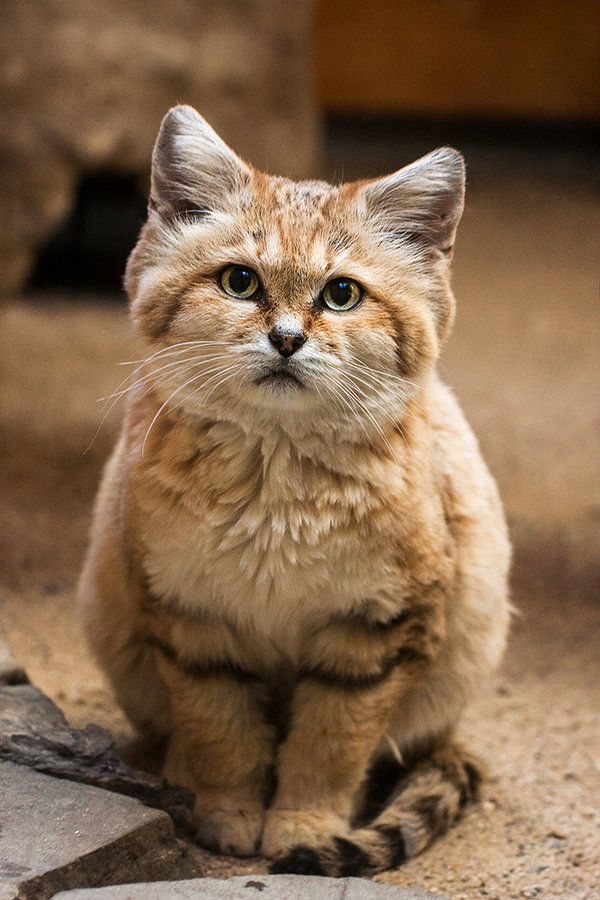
[
  {"left": 169, "top": 362, "right": 246, "bottom": 412},
  {"left": 339, "top": 378, "right": 401, "bottom": 463},
  {"left": 85, "top": 353, "right": 233, "bottom": 455},
  {"left": 199, "top": 364, "right": 249, "bottom": 407},
  {"left": 344, "top": 360, "right": 422, "bottom": 399},
  {"left": 111, "top": 341, "right": 232, "bottom": 394},
  {"left": 108, "top": 341, "right": 232, "bottom": 404},
  {"left": 100, "top": 353, "right": 232, "bottom": 402},
  {"left": 344, "top": 359, "right": 423, "bottom": 391},
  {"left": 120, "top": 340, "right": 232, "bottom": 367},
  {"left": 343, "top": 361, "right": 425, "bottom": 419},
  {"left": 141, "top": 362, "right": 245, "bottom": 456},
  {"left": 334, "top": 379, "right": 379, "bottom": 454},
  {"left": 345, "top": 373, "right": 410, "bottom": 454}
]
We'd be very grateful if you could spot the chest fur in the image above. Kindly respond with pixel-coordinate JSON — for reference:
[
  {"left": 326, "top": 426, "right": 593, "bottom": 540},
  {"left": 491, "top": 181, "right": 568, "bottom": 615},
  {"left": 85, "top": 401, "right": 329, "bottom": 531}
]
[{"left": 133, "top": 420, "right": 449, "bottom": 649}]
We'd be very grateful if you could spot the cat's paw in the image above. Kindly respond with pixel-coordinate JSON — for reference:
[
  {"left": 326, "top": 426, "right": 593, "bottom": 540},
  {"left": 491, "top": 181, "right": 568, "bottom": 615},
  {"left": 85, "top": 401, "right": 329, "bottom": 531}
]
[
  {"left": 261, "top": 808, "right": 348, "bottom": 860},
  {"left": 195, "top": 803, "right": 264, "bottom": 857}
]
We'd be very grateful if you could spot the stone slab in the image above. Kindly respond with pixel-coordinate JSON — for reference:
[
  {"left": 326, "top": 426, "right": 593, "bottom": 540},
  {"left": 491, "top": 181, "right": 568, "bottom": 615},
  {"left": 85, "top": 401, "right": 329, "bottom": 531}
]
[
  {"left": 0, "top": 640, "right": 28, "bottom": 686},
  {"left": 0, "top": 684, "right": 194, "bottom": 835},
  {"left": 0, "top": 761, "right": 187, "bottom": 900},
  {"left": 52, "top": 875, "right": 447, "bottom": 899}
]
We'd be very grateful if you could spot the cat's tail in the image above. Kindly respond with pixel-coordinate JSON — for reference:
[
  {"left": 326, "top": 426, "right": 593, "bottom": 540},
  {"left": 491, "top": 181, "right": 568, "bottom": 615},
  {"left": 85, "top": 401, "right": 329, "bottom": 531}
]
[{"left": 270, "top": 743, "right": 481, "bottom": 877}]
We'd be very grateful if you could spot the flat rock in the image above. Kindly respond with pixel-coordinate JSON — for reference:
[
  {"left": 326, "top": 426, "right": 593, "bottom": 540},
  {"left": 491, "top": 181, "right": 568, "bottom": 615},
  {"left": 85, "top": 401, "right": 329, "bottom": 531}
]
[
  {"left": 0, "top": 684, "right": 194, "bottom": 835},
  {"left": 0, "top": 761, "right": 190, "bottom": 900},
  {"left": 0, "top": 640, "right": 28, "bottom": 686},
  {"left": 52, "top": 875, "right": 446, "bottom": 899}
]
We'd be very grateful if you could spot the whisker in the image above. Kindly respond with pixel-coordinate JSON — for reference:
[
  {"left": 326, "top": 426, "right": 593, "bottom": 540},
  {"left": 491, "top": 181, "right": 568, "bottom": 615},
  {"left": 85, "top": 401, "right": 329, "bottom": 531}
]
[
  {"left": 338, "top": 378, "right": 401, "bottom": 463},
  {"left": 344, "top": 359, "right": 423, "bottom": 391},
  {"left": 86, "top": 353, "right": 233, "bottom": 454},
  {"left": 99, "top": 353, "right": 232, "bottom": 402},
  {"left": 141, "top": 362, "right": 245, "bottom": 456},
  {"left": 343, "top": 361, "right": 426, "bottom": 417},
  {"left": 112, "top": 341, "right": 232, "bottom": 393},
  {"left": 120, "top": 340, "right": 232, "bottom": 366},
  {"left": 169, "top": 362, "right": 246, "bottom": 412},
  {"left": 333, "top": 379, "right": 379, "bottom": 455}
]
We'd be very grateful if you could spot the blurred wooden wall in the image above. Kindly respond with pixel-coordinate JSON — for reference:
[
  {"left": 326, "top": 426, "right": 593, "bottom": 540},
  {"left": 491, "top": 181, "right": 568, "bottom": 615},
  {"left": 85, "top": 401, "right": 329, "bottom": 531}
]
[{"left": 313, "top": 0, "right": 600, "bottom": 121}]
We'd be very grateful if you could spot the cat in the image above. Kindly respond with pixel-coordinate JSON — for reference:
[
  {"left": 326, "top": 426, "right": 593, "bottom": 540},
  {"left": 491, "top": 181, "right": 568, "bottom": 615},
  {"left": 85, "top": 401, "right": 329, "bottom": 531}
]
[{"left": 78, "top": 104, "right": 511, "bottom": 876}]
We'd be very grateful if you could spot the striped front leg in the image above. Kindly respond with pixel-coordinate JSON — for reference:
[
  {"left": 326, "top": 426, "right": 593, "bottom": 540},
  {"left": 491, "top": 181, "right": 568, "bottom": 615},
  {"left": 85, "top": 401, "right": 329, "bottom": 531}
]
[
  {"left": 262, "top": 600, "right": 444, "bottom": 864},
  {"left": 146, "top": 609, "right": 276, "bottom": 857}
]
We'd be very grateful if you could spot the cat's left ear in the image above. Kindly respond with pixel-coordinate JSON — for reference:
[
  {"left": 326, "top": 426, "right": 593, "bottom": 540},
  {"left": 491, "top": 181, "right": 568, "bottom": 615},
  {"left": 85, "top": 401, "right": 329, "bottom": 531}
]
[
  {"left": 357, "top": 148, "right": 465, "bottom": 255},
  {"left": 150, "top": 104, "right": 251, "bottom": 218}
]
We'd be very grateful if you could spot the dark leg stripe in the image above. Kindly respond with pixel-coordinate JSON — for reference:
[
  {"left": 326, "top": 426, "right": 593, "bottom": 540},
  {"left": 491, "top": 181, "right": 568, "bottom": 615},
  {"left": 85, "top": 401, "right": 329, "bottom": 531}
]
[
  {"left": 299, "top": 645, "right": 427, "bottom": 691},
  {"left": 463, "top": 760, "right": 482, "bottom": 801},
  {"left": 435, "top": 757, "right": 481, "bottom": 806},
  {"left": 329, "top": 607, "right": 410, "bottom": 632},
  {"left": 374, "top": 824, "right": 407, "bottom": 867},
  {"left": 334, "top": 836, "right": 372, "bottom": 876},
  {"left": 297, "top": 662, "right": 394, "bottom": 690},
  {"left": 393, "top": 646, "right": 427, "bottom": 665},
  {"left": 328, "top": 597, "right": 438, "bottom": 634},
  {"left": 146, "top": 634, "right": 259, "bottom": 684},
  {"left": 413, "top": 793, "right": 449, "bottom": 836}
]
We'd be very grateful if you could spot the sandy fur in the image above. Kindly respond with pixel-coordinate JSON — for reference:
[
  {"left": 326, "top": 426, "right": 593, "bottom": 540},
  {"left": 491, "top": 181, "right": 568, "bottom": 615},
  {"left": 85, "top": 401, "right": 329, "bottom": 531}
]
[{"left": 78, "top": 105, "right": 510, "bottom": 873}]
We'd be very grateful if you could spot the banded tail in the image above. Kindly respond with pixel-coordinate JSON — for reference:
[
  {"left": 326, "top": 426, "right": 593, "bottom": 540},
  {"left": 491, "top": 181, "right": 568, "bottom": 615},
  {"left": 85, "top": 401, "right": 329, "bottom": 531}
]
[{"left": 270, "top": 743, "right": 481, "bottom": 877}]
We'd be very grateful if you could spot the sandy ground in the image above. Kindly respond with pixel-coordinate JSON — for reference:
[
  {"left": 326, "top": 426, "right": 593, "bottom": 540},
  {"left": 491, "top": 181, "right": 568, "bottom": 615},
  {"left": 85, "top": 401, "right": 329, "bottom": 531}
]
[{"left": 1, "top": 155, "right": 599, "bottom": 898}]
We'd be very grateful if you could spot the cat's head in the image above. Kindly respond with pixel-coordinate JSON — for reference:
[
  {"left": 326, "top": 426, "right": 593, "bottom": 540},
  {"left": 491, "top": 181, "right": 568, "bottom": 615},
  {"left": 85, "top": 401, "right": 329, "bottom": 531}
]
[{"left": 126, "top": 105, "right": 464, "bottom": 439}]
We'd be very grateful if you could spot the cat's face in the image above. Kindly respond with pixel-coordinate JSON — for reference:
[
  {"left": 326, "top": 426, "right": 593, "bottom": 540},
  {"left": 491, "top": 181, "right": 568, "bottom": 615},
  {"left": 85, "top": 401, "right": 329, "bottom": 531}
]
[{"left": 126, "top": 106, "right": 464, "bottom": 438}]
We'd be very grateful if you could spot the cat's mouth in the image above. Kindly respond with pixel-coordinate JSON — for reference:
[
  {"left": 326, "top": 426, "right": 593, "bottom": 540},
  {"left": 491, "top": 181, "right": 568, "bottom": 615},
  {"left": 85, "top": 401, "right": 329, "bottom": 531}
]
[{"left": 255, "top": 366, "right": 304, "bottom": 389}]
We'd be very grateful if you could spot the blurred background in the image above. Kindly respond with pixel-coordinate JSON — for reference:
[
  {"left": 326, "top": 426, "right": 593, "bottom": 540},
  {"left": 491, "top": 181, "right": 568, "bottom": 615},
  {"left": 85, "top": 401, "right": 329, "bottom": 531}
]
[{"left": 1, "top": 2, "right": 599, "bottom": 897}]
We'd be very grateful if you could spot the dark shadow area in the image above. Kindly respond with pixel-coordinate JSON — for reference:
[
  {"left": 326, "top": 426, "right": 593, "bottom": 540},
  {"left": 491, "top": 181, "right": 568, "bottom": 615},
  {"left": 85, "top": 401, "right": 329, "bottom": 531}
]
[
  {"left": 323, "top": 115, "right": 600, "bottom": 186},
  {"left": 27, "top": 174, "right": 147, "bottom": 296}
]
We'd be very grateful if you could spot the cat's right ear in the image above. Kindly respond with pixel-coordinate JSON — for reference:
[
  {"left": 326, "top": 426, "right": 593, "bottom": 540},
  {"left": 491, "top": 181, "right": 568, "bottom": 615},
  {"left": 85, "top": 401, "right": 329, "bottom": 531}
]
[
  {"left": 356, "top": 148, "right": 465, "bottom": 255},
  {"left": 149, "top": 105, "right": 251, "bottom": 219}
]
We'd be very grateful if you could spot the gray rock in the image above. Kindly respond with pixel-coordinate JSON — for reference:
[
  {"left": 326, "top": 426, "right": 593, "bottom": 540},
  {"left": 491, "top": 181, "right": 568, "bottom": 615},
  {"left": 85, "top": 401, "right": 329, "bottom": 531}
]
[
  {"left": 0, "top": 640, "right": 28, "bottom": 686},
  {"left": 0, "top": 684, "right": 195, "bottom": 836},
  {"left": 0, "top": 761, "right": 190, "bottom": 900},
  {"left": 52, "top": 875, "right": 447, "bottom": 898}
]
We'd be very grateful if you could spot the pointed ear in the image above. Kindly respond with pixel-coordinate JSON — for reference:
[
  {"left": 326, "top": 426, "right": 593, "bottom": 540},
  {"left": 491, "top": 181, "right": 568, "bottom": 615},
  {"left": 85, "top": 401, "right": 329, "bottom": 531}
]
[
  {"left": 150, "top": 105, "right": 251, "bottom": 218},
  {"left": 358, "top": 148, "right": 465, "bottom": 254}
]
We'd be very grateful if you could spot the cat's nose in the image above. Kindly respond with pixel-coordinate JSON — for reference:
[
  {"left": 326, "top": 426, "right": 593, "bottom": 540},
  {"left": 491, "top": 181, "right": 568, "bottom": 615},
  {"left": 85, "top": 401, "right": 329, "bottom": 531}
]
[{"left": 268, "top": 325, "right": 306, "bottom": 357}]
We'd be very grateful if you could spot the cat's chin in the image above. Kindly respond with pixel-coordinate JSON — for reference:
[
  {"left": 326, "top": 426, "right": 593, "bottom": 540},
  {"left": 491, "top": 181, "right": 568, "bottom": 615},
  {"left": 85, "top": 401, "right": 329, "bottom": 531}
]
[{"left": 255, "top": 370, "right": 305, "bottom": 390}]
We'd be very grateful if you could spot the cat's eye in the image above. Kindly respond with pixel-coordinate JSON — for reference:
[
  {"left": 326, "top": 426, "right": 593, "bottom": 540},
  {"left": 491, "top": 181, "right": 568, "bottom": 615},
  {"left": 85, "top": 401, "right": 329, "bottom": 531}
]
[
  {"left": 321, "top": 278, "right": 363, "bottom": 312},
  {"left": 219, "top": 265, "right": 260, "bottom": 300}
]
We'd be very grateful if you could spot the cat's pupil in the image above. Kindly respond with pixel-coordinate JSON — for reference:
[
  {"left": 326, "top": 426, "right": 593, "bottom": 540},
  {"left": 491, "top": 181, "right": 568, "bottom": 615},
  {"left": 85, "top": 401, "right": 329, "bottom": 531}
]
[
  {"left": 330, "top": 280, "right": 351, "bottom": 305},
  {"left": 230, "top": 268, "right": 252, "bottom": 294}
]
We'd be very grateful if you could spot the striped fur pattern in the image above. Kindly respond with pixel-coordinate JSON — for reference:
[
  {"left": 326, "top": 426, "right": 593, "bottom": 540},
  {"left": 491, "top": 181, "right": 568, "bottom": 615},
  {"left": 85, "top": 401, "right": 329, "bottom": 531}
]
[
  {"left": 78, "top": 106, "right": 511, "bottom": 875},
  {"left": 271, "top": 743, "right": 482, "bottom": 876}
]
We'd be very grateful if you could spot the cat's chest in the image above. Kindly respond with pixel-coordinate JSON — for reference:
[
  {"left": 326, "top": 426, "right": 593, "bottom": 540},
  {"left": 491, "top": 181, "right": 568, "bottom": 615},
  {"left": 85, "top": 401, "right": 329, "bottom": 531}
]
[{"left": 136, "top": 424, "right": 407, "bottom": 643}]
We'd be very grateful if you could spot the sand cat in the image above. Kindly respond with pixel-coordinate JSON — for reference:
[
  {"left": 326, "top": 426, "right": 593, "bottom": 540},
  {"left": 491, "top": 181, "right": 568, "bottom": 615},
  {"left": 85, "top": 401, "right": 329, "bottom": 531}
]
[{"left": 78, "top": 105, "right": 510, "bottom": 876}]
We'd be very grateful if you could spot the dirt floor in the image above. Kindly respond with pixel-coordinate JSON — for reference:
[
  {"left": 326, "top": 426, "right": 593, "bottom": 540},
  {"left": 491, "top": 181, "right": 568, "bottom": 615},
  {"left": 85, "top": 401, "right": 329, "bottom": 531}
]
[{"left": 1, "top": 145, "right": 599, "bottom": 898}]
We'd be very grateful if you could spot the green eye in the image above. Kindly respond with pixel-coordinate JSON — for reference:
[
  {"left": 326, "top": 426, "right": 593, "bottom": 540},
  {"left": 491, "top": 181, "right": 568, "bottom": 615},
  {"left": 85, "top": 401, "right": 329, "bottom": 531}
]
[
  {"left": 219, "top": 265, "right": 260, "bottom": 300},
  {"left": 321, "top": 278, "right": 363, "bottom": 311}
]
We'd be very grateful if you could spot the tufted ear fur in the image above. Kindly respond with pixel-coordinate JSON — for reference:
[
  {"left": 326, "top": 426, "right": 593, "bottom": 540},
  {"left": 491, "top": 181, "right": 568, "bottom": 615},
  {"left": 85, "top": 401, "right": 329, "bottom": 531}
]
[
  {"left": 358, "top": 148, "right": 465, "bottom": 255},
  {"left": 150, "top": 105, "right": 251, "bottom": 218}
]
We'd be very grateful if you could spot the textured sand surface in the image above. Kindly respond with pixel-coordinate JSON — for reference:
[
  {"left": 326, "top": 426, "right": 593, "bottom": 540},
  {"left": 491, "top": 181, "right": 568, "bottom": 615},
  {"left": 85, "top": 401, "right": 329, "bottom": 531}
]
[{"left": 1, "top": 162, "right": 599, "bottom": 898}]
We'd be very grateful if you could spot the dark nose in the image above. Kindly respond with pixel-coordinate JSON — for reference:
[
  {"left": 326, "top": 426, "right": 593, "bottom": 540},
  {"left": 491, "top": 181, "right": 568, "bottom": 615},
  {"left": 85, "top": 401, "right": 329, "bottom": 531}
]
[{"left": 268, "top": 326, "right": 306, "bottom": 357}]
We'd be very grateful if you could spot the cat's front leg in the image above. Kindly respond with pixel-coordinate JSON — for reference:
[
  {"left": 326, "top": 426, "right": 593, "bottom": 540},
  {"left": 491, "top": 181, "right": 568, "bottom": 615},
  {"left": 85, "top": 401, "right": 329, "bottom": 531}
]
[
  {"left": 149, "top": 622, "right": 276, "bottom": 857},
  {"left": 261, "top": 671, "right": 403, "bottom": 861},
  {"left": 261, "top": 604, "right": 443, "bottom": 865}
]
